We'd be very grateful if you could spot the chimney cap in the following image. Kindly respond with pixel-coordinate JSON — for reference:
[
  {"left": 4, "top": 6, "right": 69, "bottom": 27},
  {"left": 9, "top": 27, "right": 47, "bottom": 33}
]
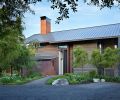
[{"left": 40, "top": 16, "right": 51, "bottom": 21}]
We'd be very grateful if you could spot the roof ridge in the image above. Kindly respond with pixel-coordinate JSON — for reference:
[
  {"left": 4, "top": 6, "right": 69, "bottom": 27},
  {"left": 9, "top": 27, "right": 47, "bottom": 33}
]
[{"left": 50, "top": 23, "right": 120, "bottom": 34}]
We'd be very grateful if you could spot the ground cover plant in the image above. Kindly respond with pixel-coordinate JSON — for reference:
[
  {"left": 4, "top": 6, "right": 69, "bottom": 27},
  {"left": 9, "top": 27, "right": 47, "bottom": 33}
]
[{"left": 0, "top": 72, "right": 42, "bottom": 85}]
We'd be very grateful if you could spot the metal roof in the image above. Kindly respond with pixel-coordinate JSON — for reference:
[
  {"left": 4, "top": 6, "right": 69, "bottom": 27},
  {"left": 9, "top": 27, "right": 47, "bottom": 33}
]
[
  {"left": 25, "top": 34, "right": 54, "bottom": 43},
  {"left": 25, "top": 23, "right": 120, "bottom": 44},
  {"left": 34, "top": 53, "right": 57, "bottom": 61}
]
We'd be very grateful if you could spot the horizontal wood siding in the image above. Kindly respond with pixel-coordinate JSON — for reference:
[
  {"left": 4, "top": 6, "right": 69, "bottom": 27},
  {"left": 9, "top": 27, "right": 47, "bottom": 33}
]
[
  {"left": 69, "top": 41, "right": 97, "bottom": 73},
  {"left": 36, "top": 45, "right": 59, "bottom": 56},
  {"left": 32, "top": 59, "right": 58, "bottom": 75},
  {"left": 73, "top": 41, "right": 97, "bottom": 58},
  {"left": 69, "top": 44, "right": 73, "bottom": 72}
]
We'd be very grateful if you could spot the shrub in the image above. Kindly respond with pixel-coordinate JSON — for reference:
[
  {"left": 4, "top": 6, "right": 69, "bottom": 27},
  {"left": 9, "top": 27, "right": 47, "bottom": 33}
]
[
  {"left": 89, "top": 70, "right": 97, "bottom": 78},
  {"left": 73, "top": 46, "right": 88, "bottom": 73},
  {"left": 46, "top": 73, "right": 92, "bottom": 85},
  {"left": 0, "top": 75, "right": 22, "bottom": 84},
  {"left": 101, "top": 47, "right": 117, "bottom": 68},
  {"left": 91, "top": 49, "right": 102, "bottom": 68},
  {"left": 27, "top": 72, "right": 41, "bottom": 78},
  {"left": 46, "top": 75, "right": 66, "bottom": 85},
  {"left": 103, "top": 76, "right": 120, "bottom": 83}
]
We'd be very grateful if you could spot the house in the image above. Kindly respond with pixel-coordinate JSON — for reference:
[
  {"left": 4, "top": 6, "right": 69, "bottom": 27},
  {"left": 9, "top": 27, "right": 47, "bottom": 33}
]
[{"left": 25, "top": 16, "right": 120, "bottom": 76}]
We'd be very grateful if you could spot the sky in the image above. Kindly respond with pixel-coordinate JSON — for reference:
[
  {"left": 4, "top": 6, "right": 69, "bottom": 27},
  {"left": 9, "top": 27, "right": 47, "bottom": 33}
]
[{"left": 23, "top": 1, "right": 120, "bottom": 38}]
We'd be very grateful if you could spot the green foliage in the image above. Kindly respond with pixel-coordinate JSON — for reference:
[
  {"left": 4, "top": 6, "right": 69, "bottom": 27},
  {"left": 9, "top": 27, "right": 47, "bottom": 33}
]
[
  {"left": 0, "top": 17, "right": 35, "bottom": 74},
  {"left": 46, "top": 73, "right": 93, "bottom": 85},
  {"left": 0, "top": 75, "right": 22, "bottom": 84},
  {"left": 1, "top": 0, "right": 119, "bottom": 24},
  {"left": 89, "top": 70, "right": 97, "bottom": 78},
  {"left": 103, "top": 76, "right": 120, "bottom": 83},
  {"left": 73, "top": 46, "right": 88, "bottom": 68},
  {"left": 0, "top": 34, "right": 22, "bottom": 69},
  {"left": 27, "top": 72, "right": 41, "bottom": 78},
  {"left": 46, "top": 75, "right": 65, "bottom": 85},
  {"left": 101, "top": 47, "right": 117, "bottom": 68},
  {"left": 47, "top": 73, "right": 120, "bottom": 85},
  {"left": 91, "top": 48, "right": 119, "bottom": 68},
  {"left": 91, "top": 49, "right": 102, "bottom": 68},
  {"left": 0, "top": 72, "right": 42, "bottom": 84},
  {"left": 114, "top": 48, "right": 120, "bottom": 63},
  {"left": 12, "top": 46, "right": 36, "bottom": 70}
]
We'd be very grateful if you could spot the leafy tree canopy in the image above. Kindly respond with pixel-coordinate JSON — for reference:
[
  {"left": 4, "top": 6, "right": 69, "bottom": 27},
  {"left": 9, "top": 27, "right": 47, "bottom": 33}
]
[
  {"left": 73, "top": 46, "right": 88, "bottom": 67},
  {"left": 91, "top": 49, "right": 102, "bottom": 68},
  {"left": 0, "top": 0, "right": 120, "bottom": 24},
  {"left": 101, "top": 47, "right": 118, "bottom": 68}
]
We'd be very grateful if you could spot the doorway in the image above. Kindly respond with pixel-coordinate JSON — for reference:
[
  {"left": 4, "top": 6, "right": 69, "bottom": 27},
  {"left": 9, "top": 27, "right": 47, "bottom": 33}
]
[{"left": 63, "top": 50, "right": 67, "bottom": 74}]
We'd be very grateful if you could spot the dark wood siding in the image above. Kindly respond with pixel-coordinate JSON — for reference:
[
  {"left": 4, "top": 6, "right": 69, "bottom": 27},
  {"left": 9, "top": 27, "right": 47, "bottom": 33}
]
[{"left": 36, "top": 45, "right": 59, "bottom": 56}]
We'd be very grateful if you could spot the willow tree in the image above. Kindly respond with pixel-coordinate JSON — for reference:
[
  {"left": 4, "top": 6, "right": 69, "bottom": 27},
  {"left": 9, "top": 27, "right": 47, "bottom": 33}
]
[
  {"left": 0, "top": 26, "right": 23, "bottom": 75},
  {"left": 11, "top": 45, "right": 36, "bottom": 76},
  {"left": 73, "top": 46, "right": 88, "bottom": 73}
]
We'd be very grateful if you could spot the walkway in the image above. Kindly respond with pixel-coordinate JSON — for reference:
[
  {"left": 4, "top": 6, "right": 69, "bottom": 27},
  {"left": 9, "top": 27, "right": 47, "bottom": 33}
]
[
  {"left": 0, "top": 82, "right": 120, "bottom": 100},
  {"left": 25, "top": 76, "right": 54, "bottom": 86}
]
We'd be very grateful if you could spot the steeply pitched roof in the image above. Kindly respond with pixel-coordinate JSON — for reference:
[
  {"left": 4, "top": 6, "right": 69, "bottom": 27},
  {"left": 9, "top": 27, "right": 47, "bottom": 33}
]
[{"left": 25, "top": 23, "right": 120, "bottom": 44}]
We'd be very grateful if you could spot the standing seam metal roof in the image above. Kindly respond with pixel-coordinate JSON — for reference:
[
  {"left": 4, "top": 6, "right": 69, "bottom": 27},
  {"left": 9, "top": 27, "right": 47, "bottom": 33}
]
[{"left": 25, "top": 23, "right": 120, "bottom": 44}]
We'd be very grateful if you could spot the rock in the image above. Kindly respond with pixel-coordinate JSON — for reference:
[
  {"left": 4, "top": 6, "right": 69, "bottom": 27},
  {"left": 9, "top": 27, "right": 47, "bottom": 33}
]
[
  {"left": 101, "top": 79, "right": 105, "bottom": 82},
  {"left": 93, "top": 78, "right": 100, "bottom": 83},
  {"left": 52, "top": 78, "right": 69, "bottom": 86}
]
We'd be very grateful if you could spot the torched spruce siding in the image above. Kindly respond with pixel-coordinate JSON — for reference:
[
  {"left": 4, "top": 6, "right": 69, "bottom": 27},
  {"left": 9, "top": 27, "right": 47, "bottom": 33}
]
[
  {"left": 35, "top": 44, "right": 59, "bottom": 75},
  {"left": 68, "top": 38, "right": 117, "bottom": 73},
  {"left": 68, "top": 40, "right": 97, "bottom": 72}
]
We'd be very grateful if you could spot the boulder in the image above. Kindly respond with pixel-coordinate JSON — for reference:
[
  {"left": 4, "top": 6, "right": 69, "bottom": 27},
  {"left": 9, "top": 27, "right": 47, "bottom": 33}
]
[
  {"left": 93, "top": 78, "right": 100, "bottom": 83},
  {"left": 52, "top": 78, "right": 69, "bottom": 86},
  {"left": 101, "top": 79, "right": 105, "bottom": 82}
]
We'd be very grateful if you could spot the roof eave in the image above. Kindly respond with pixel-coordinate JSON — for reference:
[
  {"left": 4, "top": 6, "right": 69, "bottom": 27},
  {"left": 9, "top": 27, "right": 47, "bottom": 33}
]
[{"left": 49, "top": 36, "right": 119, "bottom": 44}]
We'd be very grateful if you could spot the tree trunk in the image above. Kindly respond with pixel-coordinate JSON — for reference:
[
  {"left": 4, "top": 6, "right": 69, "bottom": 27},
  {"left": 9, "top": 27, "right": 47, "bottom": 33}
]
[
  {"left": 0, "top": 68, "right": 2, "bottom": 76},
  {"left": 20, "top": 68, "right": 23, "bottom": 77},
  {"left": 97, "top": 66, "right": 104, "bottom": 77},
  {"left": 10, "top": 66, "right": 13, "bottom": 76},
  {"left": 82, "top": 65, "right": 83, "bottom": 74}
]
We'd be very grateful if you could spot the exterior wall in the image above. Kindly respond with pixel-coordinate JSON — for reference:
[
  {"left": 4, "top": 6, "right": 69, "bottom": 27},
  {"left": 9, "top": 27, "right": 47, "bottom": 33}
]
[
  {"left": 69, "top": 44, "right": 73, "bottom": 73},
  {"left": 68, "top": 39, "right": 119, "bottom": 75},
  {"left": 72, "top": 41, "right": 97, "bottom": 73},
  {"left": 31, "top": 38, "right": 119, "bottom": 75},
  {"left": 73, "top": 41, "right": 97, "bottom": 58},
  {"left": 118, "top": 37, "right": 120, "bottom": 48},
  {"left": 33, "top": 58, "right": 58, "bottom": 76},
  {"left": 33, "top": 44, "right": 59, "bottom": 75},
  {"left": 102, "top": 38, "right": 115, "bottom": 49},
  {"left": 118, "top": 37, "right": 120, "bottom": 76},
  {"left": 36, "top": 45, "right": 59, "bottom": 57}
]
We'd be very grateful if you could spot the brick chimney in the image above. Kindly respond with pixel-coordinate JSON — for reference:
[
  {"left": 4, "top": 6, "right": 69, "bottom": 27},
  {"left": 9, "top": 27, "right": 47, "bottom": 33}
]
[{"left": 40, "top": 16, "right": 51, "bottom": 35}]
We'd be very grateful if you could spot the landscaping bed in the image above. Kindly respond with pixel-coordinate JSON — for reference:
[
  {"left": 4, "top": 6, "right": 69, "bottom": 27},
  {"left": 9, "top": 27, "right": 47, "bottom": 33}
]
[
  {"left": 0, "top": 72, "right": 42, "bottom": 85},
  {"left": 47, "top": 73, "right": 93, "bottom": 85},
  {"left": 46, "top": 72, "right": 120, "bottom": 85}
]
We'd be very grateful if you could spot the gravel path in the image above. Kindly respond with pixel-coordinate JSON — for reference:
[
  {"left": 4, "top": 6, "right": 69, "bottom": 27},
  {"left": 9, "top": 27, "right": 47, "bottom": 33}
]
[
  {"left": 0, "top": 82, "right": 120, "bottom": 100},
  {"left": 25, "top": 76, "right": 54, "bottom": 86}
]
